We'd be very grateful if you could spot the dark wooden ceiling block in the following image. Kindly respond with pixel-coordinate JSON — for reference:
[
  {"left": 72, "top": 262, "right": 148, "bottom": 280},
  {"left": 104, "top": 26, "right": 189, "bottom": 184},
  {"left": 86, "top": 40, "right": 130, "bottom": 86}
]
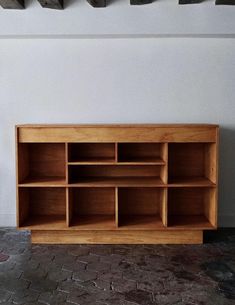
[
  {"left": 0, "top": 0, "right": 24, "bottom": 9},
  {"left": 179, "top": 0, "right": 203, "bottom": 3},
  {"left": 216, "top": 0, "right": 235, "bottom": 4},
  {"left": 87, "top": 0, "right": 106, "bottom": 7},
  {"left": 37, "top": 0, "right": 63, "bottom": 9},
  {"left": 130, "top": 0, "right": 152, "bottom": 4}
]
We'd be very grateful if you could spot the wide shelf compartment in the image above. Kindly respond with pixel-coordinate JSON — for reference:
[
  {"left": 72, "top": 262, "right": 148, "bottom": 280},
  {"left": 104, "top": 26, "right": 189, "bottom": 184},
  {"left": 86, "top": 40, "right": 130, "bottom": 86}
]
[
  {"left": 168, "top": 188, "right": 216, "bottom": 229},
  {"left": 18, "top": 187, "right": 66, "bottom": 230},
  {"left": 68, "top": 143, "right": 115, "bottom": 163},
  {"left": 118, "top": 143, "right": 166, "bottom": 164},
  {"left": 168, "top": 143, "right": 217, "bottom": 186},
  {"left": 18, "top": 143, "right": 66, "bottom": 185},
  {"left": 118, "top": 187, "right": 166, "bottom": 229},
  {"left": 68, "top": 187, "right": 116, "bottom": 229},
  {"left": 68, "top": 165, "right": 165, "bottom": 187}
]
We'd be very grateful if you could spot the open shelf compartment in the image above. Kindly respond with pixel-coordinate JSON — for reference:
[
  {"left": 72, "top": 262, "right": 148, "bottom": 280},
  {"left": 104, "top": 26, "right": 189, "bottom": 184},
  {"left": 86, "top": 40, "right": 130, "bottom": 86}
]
[
  {"left": 68, "top": 143, "right": 115, "bottom": 163},
  {"left": 168, "top": 188, "right": 216, "bottom": 229},
  {"left": 118, "top": 143, "right": 167, "bottom": 164},
  {"left": 68, "top": 165, "right": 165, "bottom": 186},
  {"left": 118, "top": 187, "right": 167, "bottom": 229},
  {"left": 68, "top": 187, "right": 116, "bottom": 229},
  {"left": 18, "top": 187, "right": 66, "bottom": 230},
  {"left": 18, "top": 143, "right": 66, "bottom": 186},
  {"left": 168, "top": 143, "right": 217, "bottom": 186}
]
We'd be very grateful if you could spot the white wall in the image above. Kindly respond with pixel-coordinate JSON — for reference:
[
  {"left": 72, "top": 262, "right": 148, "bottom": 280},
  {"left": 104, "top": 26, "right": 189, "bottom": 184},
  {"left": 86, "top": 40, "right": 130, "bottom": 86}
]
[
  {"left": 0, "top": 0, "right": 235, "bottom": 36},
  {"left": 0, "top": 38, "right": 235, "bottom": 227}
]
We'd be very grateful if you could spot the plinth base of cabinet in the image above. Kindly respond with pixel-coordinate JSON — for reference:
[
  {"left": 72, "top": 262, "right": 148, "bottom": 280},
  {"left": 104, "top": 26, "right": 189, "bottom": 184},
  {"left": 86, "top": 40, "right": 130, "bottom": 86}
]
[{"left": 31, "top": 230, "right": 203, "bottom": 244}]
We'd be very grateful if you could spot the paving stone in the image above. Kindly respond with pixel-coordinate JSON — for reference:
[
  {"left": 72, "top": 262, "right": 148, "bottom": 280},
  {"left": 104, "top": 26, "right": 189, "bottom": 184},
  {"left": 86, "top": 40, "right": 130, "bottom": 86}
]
[
  {"left": 77, "top": 255, "right": 100, "bottom": 264},
  {"left": 89, "top": 245, "right": 112, "bottom": 256},
  {"left": 53, "top": 254, "right": 77, "bottom": 266},
  {"left": 57, "top": 280, "right": 85, "bottom": 294},
  {"left": 47, "top": 270, "right": 72, "bottom": 282},
  {"left": 0, "top": 253, "right": 9, "bottom": 262},
  {"left": 99, "top": 270, "right": 122, "bottom": 281},
  {"left": 4, "top": 278, "right": 30, "bottom": 293},
  {"left": 67, "top": 247, "right": 90, "bottom": 257},
  {"left": 112, "top": 279, "right": 136, "bottom": 293},
  {"left": 66, "top": 291, "right": 90, "bottom": 304},
  {"left": 202, "top": 261, "right": 235, "bottom": 282},
  {"left": 0, "top": 288, "right": 12, "bottom": 303},
  {"left": 124, "top": 289, "right": 154, "bottom": 305},
  {"left": 87, "top": 262, "right": 110, "bottom": 272},
  {"left": 11, "top": 289, "right": 40, "bottom": 304},
  {"left": 0, "top": 228, "right": 234, "bottom": 305},
  {"left": 22, "top": 267, "right": 48, "bottom": 281},
  {"left": 93, "top": 279, "right": 111, "bottom": 291},
  {"left": 38, "top": 290, "right": 68, "bottom": 305},
  {"left": 72, "top": 270, "right": 97, "bottom": 282},
  {"left": 30, "top": 278, "right": 57, "bottom": 292},
  {"left": 62, "top": 261, "right": 86, "bottom": 272}
]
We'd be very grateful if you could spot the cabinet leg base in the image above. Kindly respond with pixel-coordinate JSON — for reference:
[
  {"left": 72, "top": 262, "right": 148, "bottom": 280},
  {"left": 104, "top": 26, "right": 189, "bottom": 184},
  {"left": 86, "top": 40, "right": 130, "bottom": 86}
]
[{"left": 31, "top": 230, "right": 203, "bottom": 244}]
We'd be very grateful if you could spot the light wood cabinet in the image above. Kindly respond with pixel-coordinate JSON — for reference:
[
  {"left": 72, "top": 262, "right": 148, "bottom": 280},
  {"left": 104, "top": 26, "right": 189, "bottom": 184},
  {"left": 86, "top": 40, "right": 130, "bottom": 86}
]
[{"left": 16, "top": 124, "right": 219, "bottom": 244}]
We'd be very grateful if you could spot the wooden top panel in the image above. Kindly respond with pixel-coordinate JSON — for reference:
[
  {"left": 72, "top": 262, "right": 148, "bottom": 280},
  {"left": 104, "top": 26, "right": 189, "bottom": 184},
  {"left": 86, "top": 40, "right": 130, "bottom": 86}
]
[{"left": 17, "top": 124, "right": 218, "bottom": 143}]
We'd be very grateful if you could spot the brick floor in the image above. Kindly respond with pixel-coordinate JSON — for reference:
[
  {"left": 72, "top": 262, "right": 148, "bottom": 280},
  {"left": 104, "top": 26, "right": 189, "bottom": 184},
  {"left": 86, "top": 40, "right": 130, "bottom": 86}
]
[{"left": 0, "top": 228, "right": 234, "bottom": 304}]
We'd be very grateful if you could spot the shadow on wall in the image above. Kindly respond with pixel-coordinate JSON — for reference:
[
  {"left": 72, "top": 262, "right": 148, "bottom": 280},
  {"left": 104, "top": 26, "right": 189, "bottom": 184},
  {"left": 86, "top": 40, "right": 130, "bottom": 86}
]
[{"left": 218, "top": 126, "right": 235, "bottom": 227}]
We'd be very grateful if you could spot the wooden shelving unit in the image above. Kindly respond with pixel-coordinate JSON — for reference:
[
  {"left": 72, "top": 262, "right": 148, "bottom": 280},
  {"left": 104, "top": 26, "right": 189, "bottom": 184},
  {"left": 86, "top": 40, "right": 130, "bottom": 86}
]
[{"left": 16, "top": 124, "right": 219, "bottom": 244}]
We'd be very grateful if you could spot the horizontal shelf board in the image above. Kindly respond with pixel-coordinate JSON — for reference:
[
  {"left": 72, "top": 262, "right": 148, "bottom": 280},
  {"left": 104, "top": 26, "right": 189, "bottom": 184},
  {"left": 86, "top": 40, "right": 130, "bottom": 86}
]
[
  {"left": 70, "top": 215, "right": 116, "bottom": 230},
  {"left": 68, "top": 157, "right": 115, "bottom": 164},
  {"left": 118, "top": 157, "right": 165, "bottom": 165},
  {"left": 168, "top": 177, "right": 216, "bottom": 187},
  {"left": 118, "top": 215, "right": 164, "bottom": 230},
  {"left": 19, "top": 215, "right": 66, "bottom": 230},
  {"left": 168, "top": 215, "right": 215, "bottom": 230},
  {"left": 18, "top": 176, "right": 67, "bottom": 187},
  {"left": 68, "top": 159, "right": 165, "bottom": 165},
  {"left": 69, "top": 177, "right": 165, "bottom": 187}
]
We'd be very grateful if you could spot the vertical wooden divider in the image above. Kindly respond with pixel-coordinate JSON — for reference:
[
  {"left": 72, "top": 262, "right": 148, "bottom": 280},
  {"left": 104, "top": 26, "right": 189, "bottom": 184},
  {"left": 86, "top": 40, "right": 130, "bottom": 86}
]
[
  {"left": 115, "top": 143, "right": 118, "bottom": 163},
  {"left": 161, "top": 143, "right": 168, "bottom": 227},
  {"left": 65, "top": 143, "right": 70, "bottom": 227},
  {"left": 115, "top": 187, "right": 119, "bottom": 227}
]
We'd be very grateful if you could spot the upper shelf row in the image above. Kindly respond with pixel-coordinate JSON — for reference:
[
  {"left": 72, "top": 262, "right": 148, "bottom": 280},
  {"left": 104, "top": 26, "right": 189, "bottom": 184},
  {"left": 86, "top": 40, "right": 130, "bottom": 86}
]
[{"left": 17, "top": 142, "right": 217, "bottom": 187}]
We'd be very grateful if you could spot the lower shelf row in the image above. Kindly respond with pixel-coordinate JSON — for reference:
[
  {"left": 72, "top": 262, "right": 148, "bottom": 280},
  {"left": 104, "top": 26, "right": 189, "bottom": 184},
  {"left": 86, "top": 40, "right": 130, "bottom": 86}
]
[{"left": 18, "top": 187, "right": 217, "bottom": 230}]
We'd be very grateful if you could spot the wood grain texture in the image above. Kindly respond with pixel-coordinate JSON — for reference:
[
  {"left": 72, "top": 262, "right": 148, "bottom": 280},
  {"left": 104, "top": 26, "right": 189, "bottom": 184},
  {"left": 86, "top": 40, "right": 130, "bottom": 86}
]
[
  {"left": 18, "top": 188, "right": 66, "bottom": 229},
  {"left": 16, "top": 124, "right": 218, "bottom": 244},
  {"left": 18, "top": 143, "right": 66, "bottom": 184},
  {"left": 0, "top": 0, "right": 24, "bottom": 9},
  {"left": 68, "top": 143, "right": 115, "bottom": 163},
  {"left": 31, "top": 230, "right": 203, "bottom": 244},
  {"left": 18, "top": 125, "right": 217, "bottom": 143},
  {"left": 71, "top": 187, "right": 115, "bottom": 215}
]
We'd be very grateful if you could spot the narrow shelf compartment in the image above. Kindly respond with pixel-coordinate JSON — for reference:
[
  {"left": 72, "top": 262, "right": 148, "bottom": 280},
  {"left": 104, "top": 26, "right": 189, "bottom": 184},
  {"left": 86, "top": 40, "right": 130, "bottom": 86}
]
[
  {"left": 118, "top": 188, "right": 165, "bottom": 229},
  {"left": 68, "top": 165, "right": 165, "bottom": 187},
  {"left": 118, "top": 143, "right": 166, "bottom": 164},
  {"left": 18, "top": 177, "right": 66, "bottom": 187},
  {"left": 168, "top": 188, "right": 216, "bottom": 229},
  {"left": 18, "top": 188, "right": 66, "bottom": 230},
  {"left": 69, "top": 188, "right": 116, "bottom": 230},
  {"left": 68, "top": 143, "right": 115, "bottom": 163},
  {"left": 18, "top": 143, "right": 66, "bottom": 185},
  {"left": 168, "top": 143, "right": 217, "bottom": 186}
]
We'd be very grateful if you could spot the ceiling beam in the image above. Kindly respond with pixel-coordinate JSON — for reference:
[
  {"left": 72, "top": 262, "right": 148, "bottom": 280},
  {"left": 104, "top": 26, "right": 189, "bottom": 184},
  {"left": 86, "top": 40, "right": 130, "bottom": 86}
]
[
  {"left": 215, "top": 0, "right": 235, "bottom": 4},
  {"left": 37, "top": 0, "right": 63, "bottom": 9},
  {"left": 130, "top": 0, "right": 152, "bottom": 4},
  {"left": 0, "top": 0, "right": 24, "bottom": 9},
  {"left": 179, "top": 0, "right": 203, "bottom": 3},
  {"left": 87, "top": 0, "right": 106, "bottom": 7}
]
